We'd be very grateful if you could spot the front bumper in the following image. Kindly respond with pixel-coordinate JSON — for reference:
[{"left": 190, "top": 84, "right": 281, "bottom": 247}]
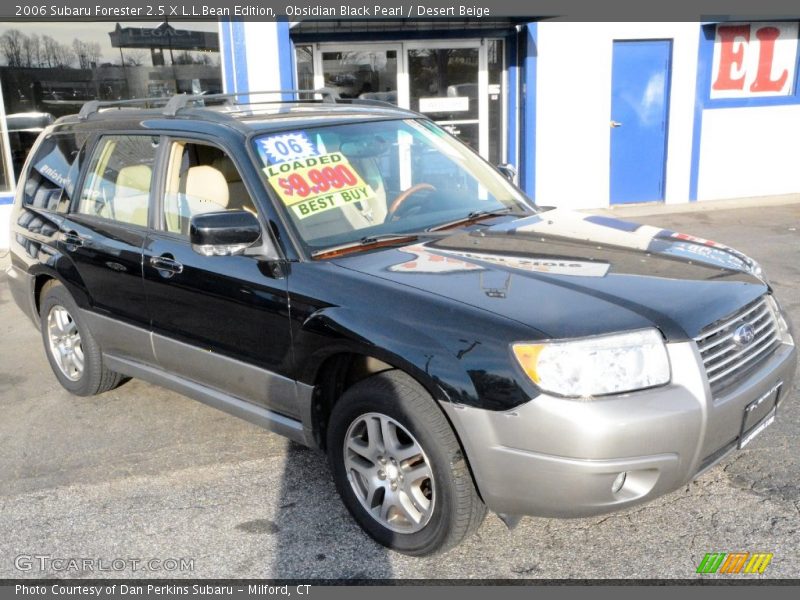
[{"left": 441, "top": 338, "right": 797, "bottom": 518}]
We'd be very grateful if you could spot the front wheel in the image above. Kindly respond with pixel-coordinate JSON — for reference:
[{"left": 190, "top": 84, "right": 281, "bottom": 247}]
[{"left": 327, "top": 370, "right": 486, "bottom": 555}]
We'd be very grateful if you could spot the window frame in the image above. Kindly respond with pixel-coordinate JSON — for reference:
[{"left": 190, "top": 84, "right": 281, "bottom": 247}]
[
  {"left": 70, "top": 132, "right": 165, "bottom": 231},
  {"left": 154, "top": 136, "right": 261, "bottom": 239}
]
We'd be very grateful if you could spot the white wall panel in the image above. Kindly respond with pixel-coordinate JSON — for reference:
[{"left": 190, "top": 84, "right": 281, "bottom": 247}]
[
  {"left": 0, "top": 204, "right": 11, "bottom": 249},
  {"left": 697, "top": 105, "right": 800, "bottom": 200}
]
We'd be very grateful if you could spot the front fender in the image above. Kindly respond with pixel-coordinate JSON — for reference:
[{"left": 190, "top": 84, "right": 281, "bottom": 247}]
[{"left": 295, "top": 306, "right": 481, "bottom": 406}]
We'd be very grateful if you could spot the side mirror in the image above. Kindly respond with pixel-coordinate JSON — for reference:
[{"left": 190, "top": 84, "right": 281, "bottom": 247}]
[
  {"left": 189, "top": 210, "right": 263, "bottom": 257},
  {"left": 496, "top": 163, "right": 518, "bottom": 183}
]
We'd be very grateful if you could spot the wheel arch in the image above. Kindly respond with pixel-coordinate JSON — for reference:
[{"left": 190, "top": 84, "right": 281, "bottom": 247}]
[{"left": 297, "top": 306, "right": 484, "bottom": 500}]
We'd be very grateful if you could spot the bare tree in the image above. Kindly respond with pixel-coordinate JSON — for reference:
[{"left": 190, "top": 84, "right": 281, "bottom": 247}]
[
  {"left": 42, "top": 35, "right": 75, "bottom": 68},
  {"left": 72, "top": 39, "right": 101, "bottom": 69},
  {"left": 0, "top": 29, "right": 24, "bottom": 66},
  {"left": 122, "top": 50, "right": 146, "bottom": 66},
  {"left": 22, "top": 33, "right": 43, "bottom": 67}
]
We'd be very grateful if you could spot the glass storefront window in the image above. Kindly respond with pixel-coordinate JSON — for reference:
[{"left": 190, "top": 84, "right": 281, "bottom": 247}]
[
  {"left": 487, "top": 39, "right": 504, "bottom": 165},
  {"left": 0, "top": 105, "right": 11, "bottom": 191},
  {"left": 0, "top": 21, "right": 222, "bottom": 182},
  {"left": 408, "top": 47, "right": 480, "bottom": 153},
  {"left": 321, "top": 49, "right": 398, "bottom": 103},
  {"left": 295, "top": 44, "right": 314, "bottom": 96}
]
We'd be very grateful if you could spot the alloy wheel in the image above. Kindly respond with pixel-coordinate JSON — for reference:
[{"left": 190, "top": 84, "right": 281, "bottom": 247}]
[
  {"left": 46, "top": 305, "right": 84, "bottom": 381},
  {"left": 343, "top": 412, "right": 436, "bottom": 533}
]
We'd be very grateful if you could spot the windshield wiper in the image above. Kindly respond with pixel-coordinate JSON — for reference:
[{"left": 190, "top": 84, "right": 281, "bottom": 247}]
[
  {"left": 311, "top": 231, "right": 448, "bottom": 258},
  {"left": 427, "top": 206, "right": 521, "bottom": 232}
]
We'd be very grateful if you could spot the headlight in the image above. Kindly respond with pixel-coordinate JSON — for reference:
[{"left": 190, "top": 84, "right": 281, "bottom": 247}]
[
  {"left": 512, "top": 328, "right": 671, "bottom": 397},
  {"left": 766, "top": 294, "right": 792, "bottom": 341}
]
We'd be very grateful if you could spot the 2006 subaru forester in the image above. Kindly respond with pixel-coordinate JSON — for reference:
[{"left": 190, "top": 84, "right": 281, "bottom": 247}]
[{"left": 6, "top": 90, "right": 796, "bottom": 555}]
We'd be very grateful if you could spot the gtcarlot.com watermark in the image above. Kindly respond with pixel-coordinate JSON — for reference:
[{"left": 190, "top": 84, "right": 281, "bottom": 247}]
[{"left": 15, "top": 554, "right": 194, "bottom": 573}]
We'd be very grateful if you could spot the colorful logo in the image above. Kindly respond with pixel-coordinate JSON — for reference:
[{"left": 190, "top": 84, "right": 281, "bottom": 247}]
[{"left": 696, "top": 552, "right": 773, "bottom": 574}]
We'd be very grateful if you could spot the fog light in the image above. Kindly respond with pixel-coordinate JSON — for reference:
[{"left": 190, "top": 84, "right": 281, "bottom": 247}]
[{"left": 612, "top": 471, "right": 627, "bottom": 494}]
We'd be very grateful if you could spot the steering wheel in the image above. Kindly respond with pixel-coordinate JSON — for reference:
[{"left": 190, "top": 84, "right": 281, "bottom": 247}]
[{"left": 386, "top": 183, "right": 437, "bottom": 221}]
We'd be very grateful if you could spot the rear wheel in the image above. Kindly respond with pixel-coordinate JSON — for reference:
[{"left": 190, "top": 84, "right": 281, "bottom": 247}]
[
  {"left": 39, "top": 280, "right": 125, "bottom": 396},
  {"left": 327, "top": 370, "right": 486, "bottom": 555}
]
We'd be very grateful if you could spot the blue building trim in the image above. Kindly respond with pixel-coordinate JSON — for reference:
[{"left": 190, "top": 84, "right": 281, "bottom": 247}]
[
  {"left": 231, "top": 20, "right": 249, "bottom": 97},
  {"left": 220, "top": 20, "right": 236, "bottom": 93},
  {"left": 689, "top": 25, "right": 713, "bottom": 202},
  {"left": 520, "top": 23, "right": 537, "bottom": 198},
  {"left": 277, "top": 20, "right": 295, "bottom": 98},
  {"left": 219, "top": 19, "right": 250, "bottom": 96},
  {"left": 505, "top": 33, "right": 519, "bottom": 168},
  {"left": 0, "top": 193, "right": 13, "bottom": 205}
]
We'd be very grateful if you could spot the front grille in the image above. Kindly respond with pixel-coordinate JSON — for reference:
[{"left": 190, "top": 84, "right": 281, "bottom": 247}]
[{"left": 694, "top": 296, "right": 781, "bottom": 396}]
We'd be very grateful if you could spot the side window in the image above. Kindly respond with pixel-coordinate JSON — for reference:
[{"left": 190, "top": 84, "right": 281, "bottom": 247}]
[
  {"left": 77, "top": 135, "right": 158, "bottom": 226},
  {"left": 163, "top": 141, "right": 257, "bottom": 236},
  {"left": 23, "top": 132, "right": 87, "bottom": 212}
]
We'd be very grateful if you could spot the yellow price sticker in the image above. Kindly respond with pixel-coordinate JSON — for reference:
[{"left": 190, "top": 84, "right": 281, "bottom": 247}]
[{"left": 264, "top": 152, "right": 375, "bottom": 220}]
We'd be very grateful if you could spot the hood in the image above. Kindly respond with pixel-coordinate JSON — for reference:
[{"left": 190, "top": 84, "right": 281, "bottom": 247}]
[{"left": 332, "top": 209, "right": 768, "bottom": 340}]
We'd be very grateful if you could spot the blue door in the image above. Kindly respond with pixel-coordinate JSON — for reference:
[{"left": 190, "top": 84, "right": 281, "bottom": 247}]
[{"left": 610, "top": 40, "right": 672, "bottom": 204}]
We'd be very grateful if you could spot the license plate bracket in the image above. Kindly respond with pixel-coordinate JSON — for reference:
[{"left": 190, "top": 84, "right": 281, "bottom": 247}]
[{"left": 738, "top": 383, "right": 781, "bottom": 449}]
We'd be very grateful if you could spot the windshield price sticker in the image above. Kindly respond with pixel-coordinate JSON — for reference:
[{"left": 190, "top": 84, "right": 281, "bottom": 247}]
[
  {"left": 264, "top": 152, "right": 375, "bottom": 220},
  {"left": 256, "top": 132, "right": 318, "bottom": 163}
]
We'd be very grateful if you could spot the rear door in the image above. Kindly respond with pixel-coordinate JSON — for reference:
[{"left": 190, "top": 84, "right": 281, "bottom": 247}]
[
  {"left": 61, "top": 133, "right": 160, "bottom": 362},
  {"left": 141, "top": 137, "right": 296, "bottom": 417}
]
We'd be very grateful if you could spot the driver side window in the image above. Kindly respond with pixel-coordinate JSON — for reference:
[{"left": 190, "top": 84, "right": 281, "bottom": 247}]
[{"left": 163, "top": 141, "right": 257, "bottom": 236}]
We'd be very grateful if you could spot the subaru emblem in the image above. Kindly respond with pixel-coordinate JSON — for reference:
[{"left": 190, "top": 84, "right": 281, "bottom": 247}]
[{"left": 733, "top": 323, "right": 756, "bottom": 348}]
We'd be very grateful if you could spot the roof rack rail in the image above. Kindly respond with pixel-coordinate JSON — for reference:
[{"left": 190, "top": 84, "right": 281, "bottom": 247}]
[
  {"left": 162, "top": 88, "right": 339, "bottom": 116},
  {"left": 78, "top": 96, "right": 171, "bottom": 120},
  {"left": 77, "top": 88, "right": 408, "bottom": 121}
]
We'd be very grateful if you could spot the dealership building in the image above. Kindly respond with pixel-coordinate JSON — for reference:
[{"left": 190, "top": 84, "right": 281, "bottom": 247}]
[{"left": 1, "top": 19, "right": 799, "bottom": 247}]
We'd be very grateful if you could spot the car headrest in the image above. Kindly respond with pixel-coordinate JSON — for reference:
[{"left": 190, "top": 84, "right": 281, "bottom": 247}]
[
  {"left": 115, "top": 164, "right": 152, "bottom": 196},
  {"left": 184, "top": 165, "right": 229, "bottom": 209}
]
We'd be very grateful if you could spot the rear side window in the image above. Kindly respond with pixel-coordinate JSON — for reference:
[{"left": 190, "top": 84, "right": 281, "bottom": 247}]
[
  {"left": 77, "top": 135, "right": 159, "bottom": 227},
  {"left": 22, "top": 132, "right": 87, "bottom": 212}
]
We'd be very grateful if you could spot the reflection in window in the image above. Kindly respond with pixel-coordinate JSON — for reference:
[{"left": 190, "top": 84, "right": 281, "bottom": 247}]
[
  {"left": 0, "top": 21, "right": 222, "bottom": 182},
  {"left": 321, "top": 50, "right": 398, "bottom": 103},
  {"left": 79, "top": 135, "right": 158, "bottom": 226},
  {"left": 23, "top": 131, "right": 87, "bottom": 211}
]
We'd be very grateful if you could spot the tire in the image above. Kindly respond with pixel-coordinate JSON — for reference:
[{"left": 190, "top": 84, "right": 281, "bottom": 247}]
[
  {"left": 327, "top": 370, "right": 486, "bottom": 555},
  {"left": 39, "top": 280, "right": 125, "bottom": 396}
]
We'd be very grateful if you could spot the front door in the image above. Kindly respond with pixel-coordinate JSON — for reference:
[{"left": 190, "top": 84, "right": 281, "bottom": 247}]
[
  {"left": 141, "top": 137, "right": 296, "bottom": 417},
  {"left": 610, "top": 40, "right": 672, "bottom": 204},
  {"left": 406, "top": 42, "right": 487, "bottom": 158}
]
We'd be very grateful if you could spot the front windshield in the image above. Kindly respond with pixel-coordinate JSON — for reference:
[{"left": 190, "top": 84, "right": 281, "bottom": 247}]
[{"left": 253, "top": 118, "right": 533, "bottom": 253}]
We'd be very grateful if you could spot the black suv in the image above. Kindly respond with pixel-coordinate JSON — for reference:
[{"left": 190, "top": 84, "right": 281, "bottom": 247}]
[{"left": 6, "top": 91, "right": 796, "bottom": 555}]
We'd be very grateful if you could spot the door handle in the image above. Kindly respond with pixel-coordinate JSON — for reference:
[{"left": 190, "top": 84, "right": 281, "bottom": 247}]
[
  {"left": 62, "top": 231, "right": 85, "bottom": 248},
  {"left": 149, "top": 255, "right": 184, "bottom": 276},
  {"left": 610, "top": 120, "right": 623, "bottom": 128}
]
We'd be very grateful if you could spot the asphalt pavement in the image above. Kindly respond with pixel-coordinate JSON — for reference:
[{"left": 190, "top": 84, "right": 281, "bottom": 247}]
[{"left": 1, "top": 202, "right": 798, "bottom": 579}]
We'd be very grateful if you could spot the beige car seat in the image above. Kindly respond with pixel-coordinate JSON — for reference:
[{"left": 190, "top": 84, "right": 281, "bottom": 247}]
[
  {"left": 183, "top": 165, "right": 230, "bottom": 214},
  {"left": 112, "top": 164, "right": 151, "bottom": 226},
  {"left": 210, "top": 156, "right": 249, "bottom": 211}
]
